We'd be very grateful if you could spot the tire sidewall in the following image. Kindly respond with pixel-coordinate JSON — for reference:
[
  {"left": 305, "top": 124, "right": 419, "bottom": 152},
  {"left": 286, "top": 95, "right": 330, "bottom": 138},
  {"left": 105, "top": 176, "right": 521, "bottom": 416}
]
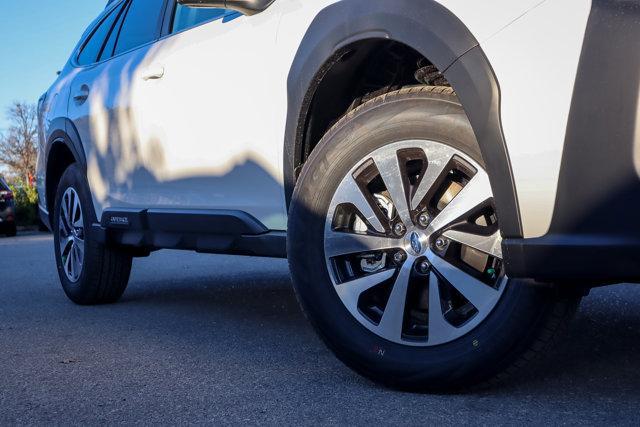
[{"left": 288, "top": 92, "right": 553, "bottom": 389}]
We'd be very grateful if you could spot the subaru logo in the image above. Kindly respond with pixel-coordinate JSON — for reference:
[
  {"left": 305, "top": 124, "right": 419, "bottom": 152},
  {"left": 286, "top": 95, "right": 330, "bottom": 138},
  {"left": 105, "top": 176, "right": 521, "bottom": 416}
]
[{"left": 410, "top": 231, "right": 422, "bottom": 254}]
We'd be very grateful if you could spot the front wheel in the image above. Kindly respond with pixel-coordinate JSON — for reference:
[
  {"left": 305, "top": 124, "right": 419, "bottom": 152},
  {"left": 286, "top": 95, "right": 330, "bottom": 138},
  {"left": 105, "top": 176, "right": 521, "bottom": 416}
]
[
  {"left": 288, "top": 86, "right": 579, "bottom": 391},
  {"left": 53, "top": 163, "right": 132, "bottom": 305}
]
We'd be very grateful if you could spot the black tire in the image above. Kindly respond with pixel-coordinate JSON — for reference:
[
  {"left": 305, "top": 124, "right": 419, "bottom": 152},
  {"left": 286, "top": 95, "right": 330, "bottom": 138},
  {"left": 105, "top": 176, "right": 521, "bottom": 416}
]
[
  {"left": 53, "top": 163, "right": 132, "bottom": 305},
  {"left": 288, "top": 86, "right": 580, "bottom": 391},
  {"left": 6, "top": 223, "right": 17, "bottom": 237}
]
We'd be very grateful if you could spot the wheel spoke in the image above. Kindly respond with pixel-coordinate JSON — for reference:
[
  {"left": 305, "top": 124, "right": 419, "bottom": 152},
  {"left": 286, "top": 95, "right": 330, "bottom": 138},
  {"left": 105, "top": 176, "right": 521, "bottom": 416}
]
[
  {"left": 61, "top": 195, "right": 72, "bottom": 232},
  {"left": 373, "top": 152, "right": 413, "bottom": 227},
  {"left": 73, "top": 237, "right": 84, "bottom": 264},
  {"left": 72, "top": 194, "right": 83, "bottom": 228},
  {"left": 65, "top": 245, "right": 74, "bottom": 278},
  {"left": 66, "top": 191, "right": 74, "bottom": 227},
  {"left": 335, "top": 268, "right": 396, "bottom": 313},
  {"left": 427, "top": 251, "right": 500, "bottom": 312},
  {"left": 72, "top": 245, "right": 81, "bottom": 279},
  {"left": 427, "top": 171, "right": 492, "bottom": 235},
  {"left": 70, "top": 246, "right": 76, "bottom": 279},
  {"left": 427, "top": 271, "right": 460, "bottom": 345},
  {"left": 325, "top": 231, "right": 400, "bottom": 258},
  {"left": 377, "top": 262, "right": 413, "bottom": 341},
  {"left": 442, "top": 229, "right": 503, "bottom": 259},
  {"left": 58, "top": 216, "right": 69, "bottom": 238},
  {"left": 411, "top": 148, "right": 454, "bottom": 210},
  {"left": 59, "top": 235, "right": 73, "bottom": 256},
  {"left": 332, "top": 174, "right": 385, "bottom": 233}
]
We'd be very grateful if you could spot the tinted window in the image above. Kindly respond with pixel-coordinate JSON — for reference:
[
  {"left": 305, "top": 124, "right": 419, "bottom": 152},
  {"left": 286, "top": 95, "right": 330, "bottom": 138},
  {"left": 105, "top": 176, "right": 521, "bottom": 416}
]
[
  {"left": 99, "top": 1, "right": 128, "bottom": 61},
  {"left": 77, "top": 4, "right": 123, "bottom": 66},
  {"left": 172, "top": 5, "right": 226, "bottom": 33},
  {"left": 115, "top": 0, "right": 165, "bottom": 55}
]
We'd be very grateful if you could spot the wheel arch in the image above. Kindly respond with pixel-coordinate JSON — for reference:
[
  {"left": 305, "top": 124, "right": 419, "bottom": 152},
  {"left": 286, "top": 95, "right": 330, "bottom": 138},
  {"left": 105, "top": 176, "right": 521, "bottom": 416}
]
[
  {"left": 283, "top": 0, "right": 523, "bottom": 238},
  {"left": 45, "top": 118, "right": 87, "bottom": 224}
]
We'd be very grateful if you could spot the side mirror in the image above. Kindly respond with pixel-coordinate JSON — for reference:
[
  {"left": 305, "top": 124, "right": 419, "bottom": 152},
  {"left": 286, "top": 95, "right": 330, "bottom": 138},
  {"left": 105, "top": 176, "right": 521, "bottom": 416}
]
[{"left": 176, "top": 0, "right": 275, "bottom": 16}]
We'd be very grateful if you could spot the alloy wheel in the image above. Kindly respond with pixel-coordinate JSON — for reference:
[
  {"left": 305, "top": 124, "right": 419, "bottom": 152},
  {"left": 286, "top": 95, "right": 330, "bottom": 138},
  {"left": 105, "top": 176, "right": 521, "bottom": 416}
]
[
  {"left": 58, "top": 187, "right": 85, "bottom": 283},
  {"left": 324, "top": 140, "right": 506, "bottom": 346}
]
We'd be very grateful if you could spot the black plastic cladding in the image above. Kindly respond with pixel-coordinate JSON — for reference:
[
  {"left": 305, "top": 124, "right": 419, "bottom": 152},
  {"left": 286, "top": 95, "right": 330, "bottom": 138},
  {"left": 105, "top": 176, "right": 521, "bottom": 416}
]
[
  {"left": 95, "top": 208, "right": 287, "bottom": 258},
  {"left": 44, "top": 118, "right": 87, "bottom": 226},
  {"left": 283, "top": 0, "right": 523, "bottom": 239}
]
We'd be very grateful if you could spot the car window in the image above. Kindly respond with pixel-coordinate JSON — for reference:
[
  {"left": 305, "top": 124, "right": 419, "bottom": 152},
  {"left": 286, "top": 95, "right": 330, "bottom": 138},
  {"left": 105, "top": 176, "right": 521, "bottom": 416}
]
[
  {"left": 171, "top": 5, "right": 227, "bottom": 33},
  {"left": 114, "top": 0, "right": 165, "bottom": 55},
  {"left": 77, "top": 4, "right": 124, "bottom": 66},
  {"left": 0, "top": 178, "right": 9, "bottom": 192},
  {"left": 99, "top": 1, "right": 129, "bottom": 62}
]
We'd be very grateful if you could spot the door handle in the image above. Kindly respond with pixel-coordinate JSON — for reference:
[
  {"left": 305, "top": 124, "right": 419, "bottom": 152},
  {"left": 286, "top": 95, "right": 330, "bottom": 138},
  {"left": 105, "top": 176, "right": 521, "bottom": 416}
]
[
  {"left": 73, "top": 85, "right": 90, "bottom": 104},
  {"left": 142, "top": 65, "right": 165, "bottom": 81}
]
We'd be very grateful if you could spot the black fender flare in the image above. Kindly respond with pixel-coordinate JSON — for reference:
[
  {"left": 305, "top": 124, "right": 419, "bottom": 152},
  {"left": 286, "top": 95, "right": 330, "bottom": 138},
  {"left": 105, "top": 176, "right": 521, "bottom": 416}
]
[
  {"left": 45, "top": 117, "right": 86, "bottom": 170},
  {"left": 44, "top": 117, "right": 87, "bottom": 216},
  {"left": 283, "top": 0, "right": 522, "bottom": 238}
]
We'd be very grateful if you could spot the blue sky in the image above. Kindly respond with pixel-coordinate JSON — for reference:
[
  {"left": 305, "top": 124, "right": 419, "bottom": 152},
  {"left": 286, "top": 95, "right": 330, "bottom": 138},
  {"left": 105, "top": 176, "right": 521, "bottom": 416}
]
[{"left": 0, "top": 0, "right": 106, "bottom": 131}]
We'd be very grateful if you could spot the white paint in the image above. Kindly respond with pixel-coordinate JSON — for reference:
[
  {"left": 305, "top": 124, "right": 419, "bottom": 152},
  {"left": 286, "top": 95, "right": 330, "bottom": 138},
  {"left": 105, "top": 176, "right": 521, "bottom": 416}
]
[
  {"left": 480, "top": 0, "right": 592, "bottom": 237},
  {"left": 434, "top": 0, "right": 546, "bottom": 43}
]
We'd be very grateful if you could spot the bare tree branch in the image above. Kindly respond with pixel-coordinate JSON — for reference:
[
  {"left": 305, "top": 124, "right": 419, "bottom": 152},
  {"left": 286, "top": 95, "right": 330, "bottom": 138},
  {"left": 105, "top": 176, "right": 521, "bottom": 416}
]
[{"left": 0, "top": 102, "right": 38, "bottom": 185}]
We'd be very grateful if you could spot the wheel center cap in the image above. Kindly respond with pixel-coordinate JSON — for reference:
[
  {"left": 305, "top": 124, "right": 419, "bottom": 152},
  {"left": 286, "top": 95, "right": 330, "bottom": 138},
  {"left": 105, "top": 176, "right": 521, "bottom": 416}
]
[{"left": 406, "top": 230, "right": 428, "bottom": 256}]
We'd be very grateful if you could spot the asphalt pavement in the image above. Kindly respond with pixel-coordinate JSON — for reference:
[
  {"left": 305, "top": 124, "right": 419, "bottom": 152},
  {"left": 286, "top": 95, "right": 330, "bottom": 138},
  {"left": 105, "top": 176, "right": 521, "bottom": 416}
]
[{"left": 1, "top": 233, "right": 640, "bottom": 425}]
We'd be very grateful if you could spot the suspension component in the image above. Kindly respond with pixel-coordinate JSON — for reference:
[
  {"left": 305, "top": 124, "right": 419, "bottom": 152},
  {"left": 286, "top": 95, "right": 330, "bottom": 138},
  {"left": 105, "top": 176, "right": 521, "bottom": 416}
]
[{"left": 360, "top": 253, "right": 387, "bottom": 273}]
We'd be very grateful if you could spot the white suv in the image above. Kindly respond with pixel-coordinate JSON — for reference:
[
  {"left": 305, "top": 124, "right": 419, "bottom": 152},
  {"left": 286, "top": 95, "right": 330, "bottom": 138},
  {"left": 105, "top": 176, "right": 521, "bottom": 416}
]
[{"left": 37, "top": 0, "right": 638, "bottom": 391}]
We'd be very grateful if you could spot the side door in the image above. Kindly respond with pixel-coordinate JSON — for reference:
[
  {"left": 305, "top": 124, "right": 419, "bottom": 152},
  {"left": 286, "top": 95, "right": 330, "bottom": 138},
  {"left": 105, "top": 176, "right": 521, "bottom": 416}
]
[
  {"left": 67, "top": 0, "right": 168, "bottom": 218},
  {"left": 124, "top": 1, "right": 287, "bottom": 230}
]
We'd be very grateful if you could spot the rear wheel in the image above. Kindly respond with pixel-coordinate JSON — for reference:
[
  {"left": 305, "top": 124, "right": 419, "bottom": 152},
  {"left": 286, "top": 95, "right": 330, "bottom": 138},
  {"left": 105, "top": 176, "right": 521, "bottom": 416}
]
[
  {"left": 53, "top": 163, "right": 132, "bottom": 305},
  {"left": 288, "top": 86, "right": 579, "bottom": 391}
]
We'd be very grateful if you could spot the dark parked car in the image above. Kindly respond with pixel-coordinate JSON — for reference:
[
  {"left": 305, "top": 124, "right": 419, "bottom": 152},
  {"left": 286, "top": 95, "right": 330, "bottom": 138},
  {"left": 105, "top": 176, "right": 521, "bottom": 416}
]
[{"left": 0, "top": 177, "right": 16, "bottom": 237}]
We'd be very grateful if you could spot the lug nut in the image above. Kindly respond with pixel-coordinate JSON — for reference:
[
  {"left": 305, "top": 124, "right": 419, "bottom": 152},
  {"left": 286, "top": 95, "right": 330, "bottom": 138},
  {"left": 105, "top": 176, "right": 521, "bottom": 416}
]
[
  {"left": 393, "top": 222, "right": 406, "bottom": 236},
  {"left": 393, "top": 251, "right": 406, "bottom": 264},
  {"left": 417, "top": 260, "right": 431, "bottom": 274},
  {"left": 418, "top": 212, "right": 431, "bottom": 227},
  {"left": 435, "top": 237, "right": 449, "bottom": 251}
]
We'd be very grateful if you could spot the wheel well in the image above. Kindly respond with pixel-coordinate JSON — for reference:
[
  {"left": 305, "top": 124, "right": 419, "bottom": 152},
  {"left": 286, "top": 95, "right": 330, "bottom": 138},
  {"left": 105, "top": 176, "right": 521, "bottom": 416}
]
[
  {"left": 46, "top": 142, "right": 76, "bottom": 221},
  {"left": 294, "top": 39, "right": 449, "bottom": 180}
]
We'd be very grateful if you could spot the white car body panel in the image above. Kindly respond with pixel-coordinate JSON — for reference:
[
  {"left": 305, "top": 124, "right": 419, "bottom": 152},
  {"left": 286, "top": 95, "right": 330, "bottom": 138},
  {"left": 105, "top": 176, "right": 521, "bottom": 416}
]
[
  {"left": 36, "top": 70, "right": 80, "bottom": 210},
  {"left": 481, "top": 0, "right": 592, "bottom": 237},
  {"left": 67, "top": 42, "right": 157, "bottom": 215},
  {"left": 431, "top": 0, "right": 546, "bottom": 43}
]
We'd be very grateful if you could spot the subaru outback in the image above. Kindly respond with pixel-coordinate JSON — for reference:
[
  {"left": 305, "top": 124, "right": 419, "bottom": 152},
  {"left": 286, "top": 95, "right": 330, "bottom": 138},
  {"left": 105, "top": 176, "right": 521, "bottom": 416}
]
[{"left": 36, "top": 0, "right": 639, "bottom": 391}]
